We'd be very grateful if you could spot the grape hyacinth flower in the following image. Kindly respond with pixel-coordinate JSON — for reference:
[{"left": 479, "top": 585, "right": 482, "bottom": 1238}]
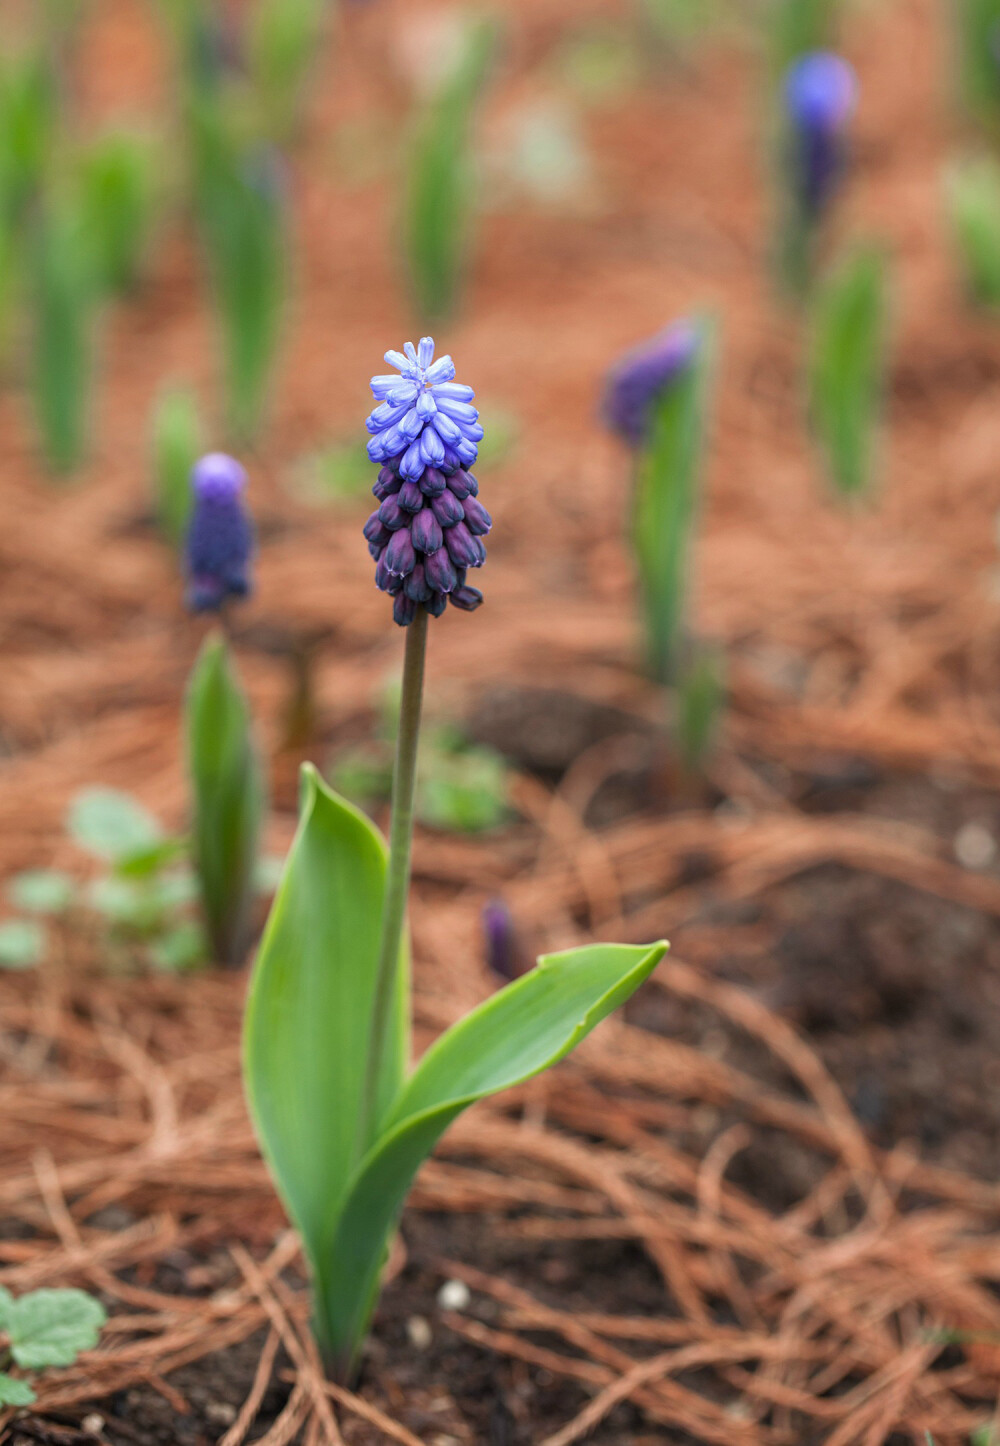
[
  {"left": 185, "top": 452, "right": 255, "bottom": 613},
  {"left": 364, "top": 338, "right": 490, "bottom": 626},
  {"left": 784, "top": 52, "right": 858, "bottom": 221},
  {"left": 603, "top": 319, "right": 701, "bottom": 448}
]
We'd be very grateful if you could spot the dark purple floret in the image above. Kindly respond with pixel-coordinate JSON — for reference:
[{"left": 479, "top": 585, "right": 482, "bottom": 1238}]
[
  {"left": 784, "top": 52, "right": 858, "bottom": 220},
  {"left": 430, "top": 489, "right": 464, "bottom": 528},
  {"left": 364, "top": 338, "right": 490, "bottom": 625},
  {"left": 603, "top": 319, "right": 701, "bottom": 447},
  {"left": 185, "top": 453, "right": 254, "bottom": 614}
]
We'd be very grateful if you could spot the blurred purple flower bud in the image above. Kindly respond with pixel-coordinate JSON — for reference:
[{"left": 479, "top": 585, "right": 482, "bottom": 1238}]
[
  {"left": 185, "top": 453, "right": 254, "bottom": 613},
  {"left": 404, "top": 563, "right": 433, "bottom": 602},
  {"left": 784, "top": 52, "right": 858, "bottom": 219},
  {"left": 603, "top": 320, "right": 701, "bottom": 448},
  {"left": 482, "top": 899, "right": 520, "bottom": 983}
]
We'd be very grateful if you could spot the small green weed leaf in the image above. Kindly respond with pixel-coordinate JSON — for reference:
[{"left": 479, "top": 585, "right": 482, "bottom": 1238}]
[
  {"left": 0, "top": 920, "right": 46, "bottom": 970},
  {"left": 148, "top": 920, "right": 206, "bottom": 973},
  {"left": 7, "top": 870, "right": 75, "bottom": 914},
  {"left": 6, "top": 1288, "right": 106, "bottom": 1369},
  {"left": 318, "top": 940, "right": 666, "bottom": 1371},
  {"left": 69, "top": 788, "right": 163, "bottom": 863},
  {"left": 0, "top": 1373, "right": 36, "bottom": 1407}
]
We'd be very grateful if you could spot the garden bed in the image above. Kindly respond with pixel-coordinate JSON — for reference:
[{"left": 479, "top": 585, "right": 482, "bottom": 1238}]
[{"left": 5, "top": 0, "right": 1000, "bottom": 1441}]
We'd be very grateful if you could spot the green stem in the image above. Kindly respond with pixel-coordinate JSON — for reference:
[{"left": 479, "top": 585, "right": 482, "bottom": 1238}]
[{"left": 358, "top": 605, "right": 428, "bottom": 1152}]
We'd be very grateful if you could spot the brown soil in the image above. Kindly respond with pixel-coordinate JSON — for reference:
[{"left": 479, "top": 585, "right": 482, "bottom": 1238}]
[{"left": 6, "top": 0, "right": 1000, "bottom": 1441}]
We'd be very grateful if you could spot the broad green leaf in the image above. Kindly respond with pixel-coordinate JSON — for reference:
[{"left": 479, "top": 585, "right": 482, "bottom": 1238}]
[
  {"left": 403, "top": 17, "right": 498, "bottom": 323},
  {"left": 243, "top": 767, "right": 408, "bottom": 1318},
  {"left": 0, "top": 920, "right": 46, "bottom": 970},
  {"left": 6, "top": 1288, "right": 106, "bottom": 1369},
  {"left": 185, "top": 633, "right": 263, "bottom": 968},
  {"left": 7, "top": 869, "right": 75, "bottom": 914},
  {"left": 0, "top": 1374, "right": 35, "bottom": 1407},
  {"left": 808, "top": 244, "right": 889, "bottom": 501},
  {"left": 68, "top": 787, "right": 162, "bottom": 863},
  {"left": 151, "top": 385, "right": 202, "bottom": 546},
  {"left": 318, "top": 940, "right": 667, "bottom": 1372},
  {"left": 633, "top": 318, "right": 715, "bottom": 686}
]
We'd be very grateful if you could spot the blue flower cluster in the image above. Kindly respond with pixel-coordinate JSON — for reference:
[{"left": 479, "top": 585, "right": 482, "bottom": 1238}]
[
  {"left": 364, "top": 339, "right": 491, "bottom": 626},
  {"left": 185, "top": 453, "right": 255, "bottom": 614},
  {"left": 603, "top": 319, "right": 701, "bottom": 448},
  {"left": 784, "top": 52, "right": 858, "bottom": 220}
]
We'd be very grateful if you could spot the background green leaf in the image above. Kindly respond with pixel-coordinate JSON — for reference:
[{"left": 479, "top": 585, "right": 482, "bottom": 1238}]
[
  {"left": 633, "top": 318, "right": 715, "bottom": 685},
  {"left": 947, "top": 154, "right": 1000, "bottom": 309},
  {"left": 150, "top": 385, "right": 202, "bottom": 546},
  {"left": 402, "top": 17, "right": 498, "bottom": 323},
  {"left": 808, "top": 243, "right": 889, "bottom": 501},
  {"left": 319, "top": 940, "right": 667, "bottom": 1373},
  {"left": 0, "top": 919, "right": 46, "bottom": 970},
  {"left": 7, "top": 869, "right": 75, "bottom": 914},
  {"left": 185, "top": 633, "right": 263, "bottom": 968},
  {"left": 5, "top": 1288, "right": 106, "bottom": 1369},
  {"left": 243, "top": 766, "right": 409, "bottom": 1349}
]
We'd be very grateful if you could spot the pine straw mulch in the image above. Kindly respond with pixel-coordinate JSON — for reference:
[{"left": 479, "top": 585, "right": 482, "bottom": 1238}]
[{"left": 4, "top": 917, "right": 1000, "bottom": 1446}]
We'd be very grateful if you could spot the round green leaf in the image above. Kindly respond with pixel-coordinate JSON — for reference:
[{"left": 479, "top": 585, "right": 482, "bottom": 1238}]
[
  {"left": 0, "top": 920, "right": 46, "bottom": 970},
  {"left": 7, "top": 1288, "right": 106, "bottom": 1369},
  {"left": 0, "top": 1373, "right": 36, "bottom": 1407},
  {"left": 68, "top": 788, "right": 163, "bottom": 862},
  {"left": 7, "top": 869, "right": 76, "bottom": 914}
]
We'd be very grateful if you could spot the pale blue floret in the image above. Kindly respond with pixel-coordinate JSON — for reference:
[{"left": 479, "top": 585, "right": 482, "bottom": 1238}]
[{"left": 365, "top": 338, "right": 484, "bottom": 480}]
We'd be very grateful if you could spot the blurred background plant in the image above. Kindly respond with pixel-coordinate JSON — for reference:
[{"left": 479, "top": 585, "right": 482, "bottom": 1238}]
[
  {"left": 807, "top": 241, "right": 890, "bottom": 500},
  {"left": 947, "top": 153, "right": 1000, "bottom": 309},
  {"left": 954, "top": 0, "right": 1000, "bottom": 131},
  {"left": 332, "top": 679, "right": 511, "bottom": 835},
  {"left": 402, "top": 15, "right": 498, "bottom": 324}
]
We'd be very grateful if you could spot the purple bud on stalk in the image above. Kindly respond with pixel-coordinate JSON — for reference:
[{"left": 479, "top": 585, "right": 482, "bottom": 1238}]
[
  {"left": 482, "top": 899, "right": 520, "bottom": 983},
  {"left": 603, "top": 319, "right": 701, "bottom": 448},
  {"left": 783, "top": 52, "right": 858, "bottom": 220},
  {"left": 365, "top": 339, "right": 489, "bottom": 624},
  {"left": 185, "top": 453, "right": 254, "bottom": 613}
]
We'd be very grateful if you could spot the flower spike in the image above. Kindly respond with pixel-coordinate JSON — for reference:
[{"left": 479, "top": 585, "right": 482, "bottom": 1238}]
[{"left": 365, "top": 340, "right": 490, "bottom": 624}]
